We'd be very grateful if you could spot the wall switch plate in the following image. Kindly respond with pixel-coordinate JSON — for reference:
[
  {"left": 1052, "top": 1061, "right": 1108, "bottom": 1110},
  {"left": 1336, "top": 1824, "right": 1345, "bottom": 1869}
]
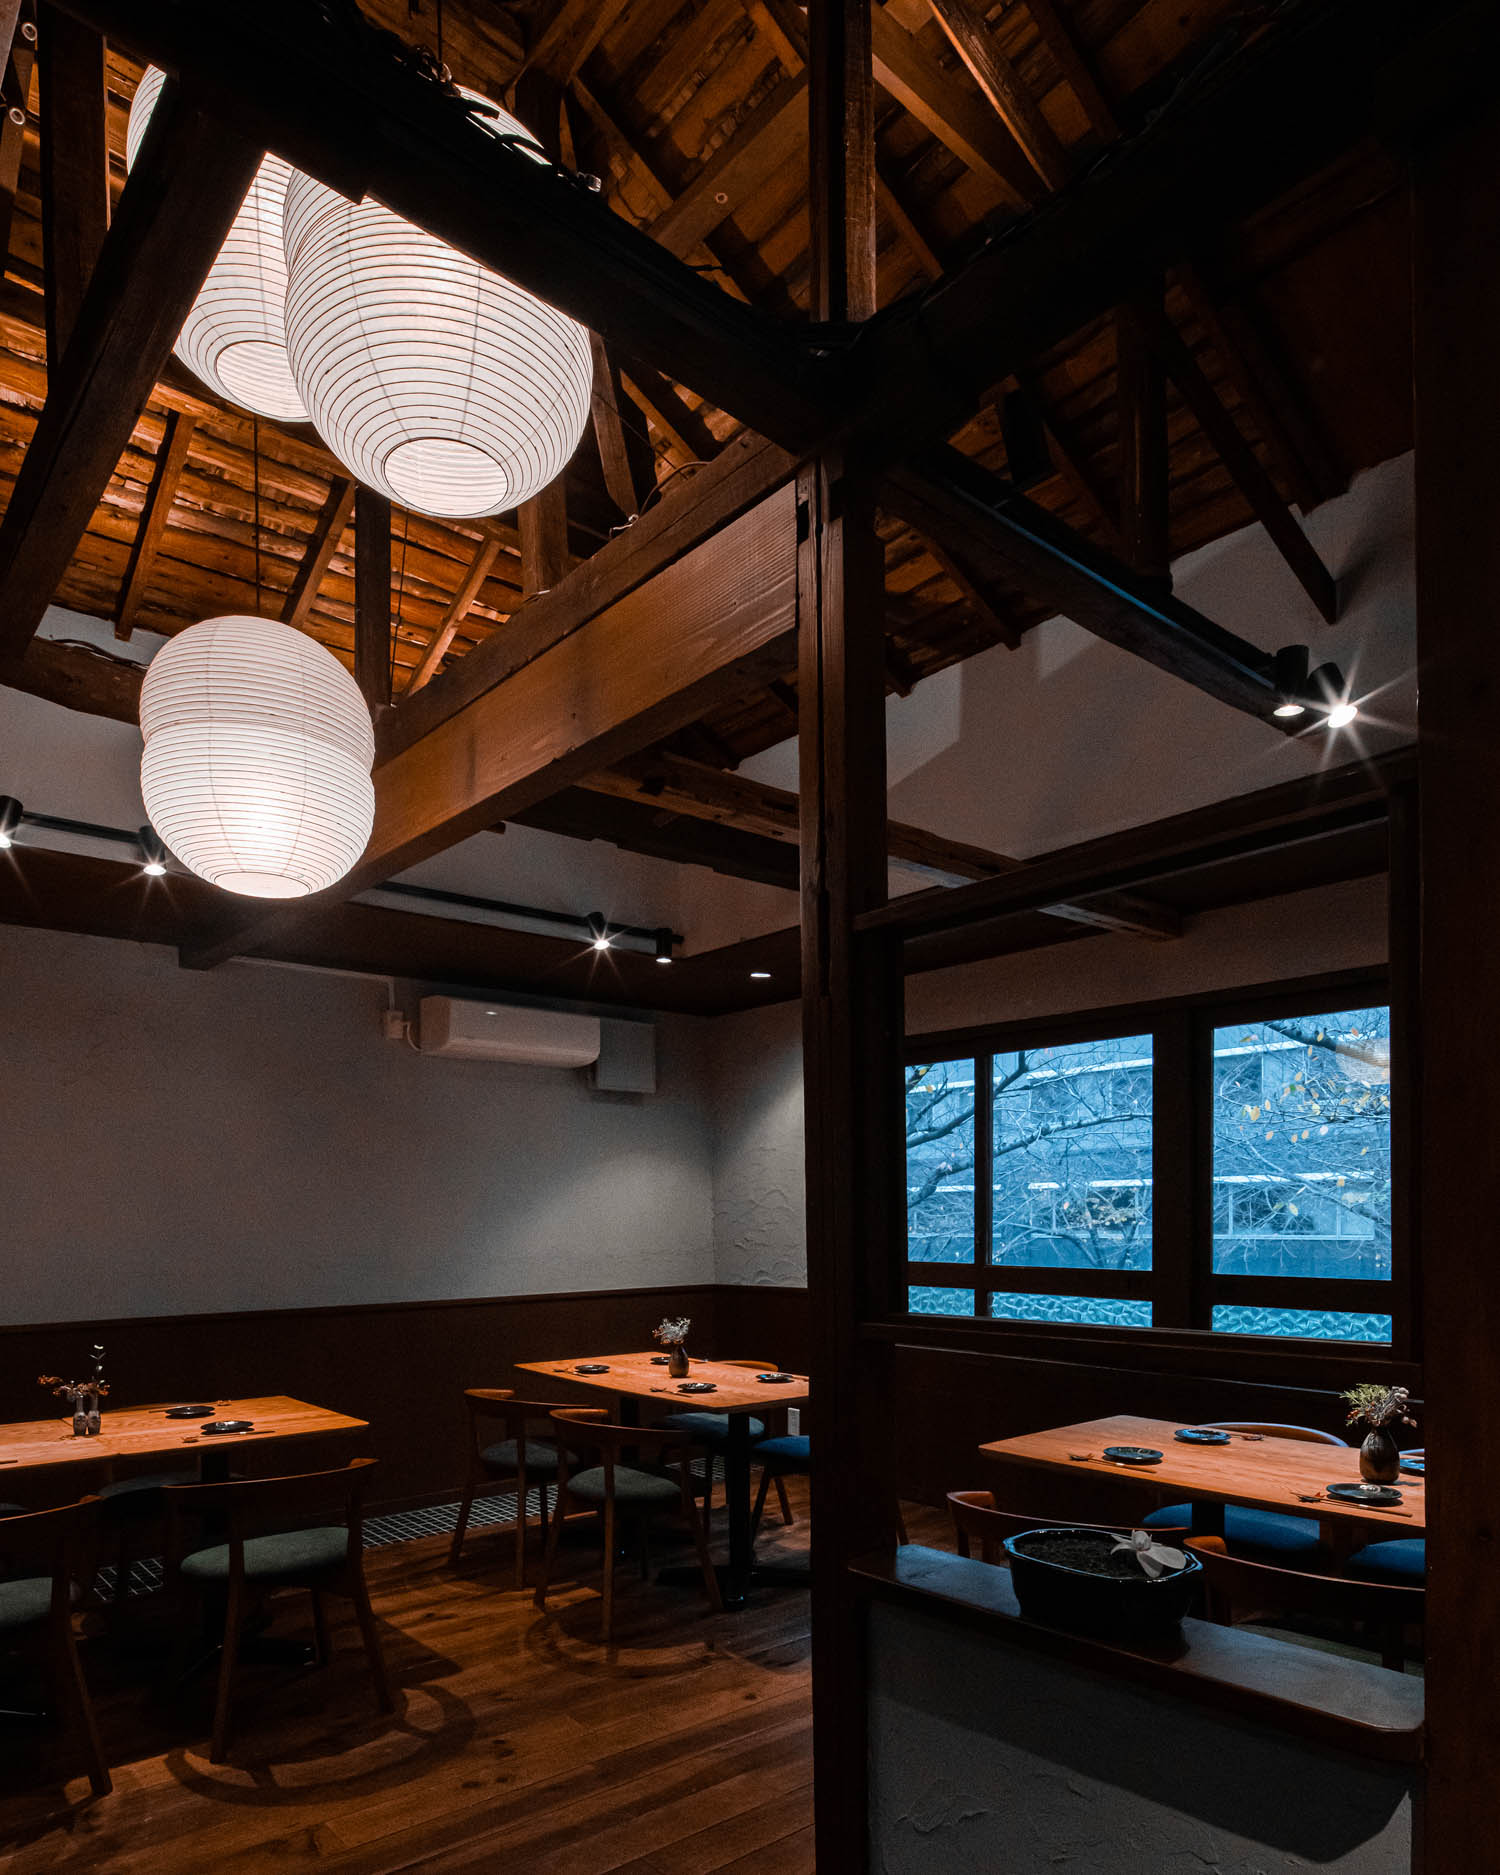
[{"left": 381, "top": 1009, "right": 408, "bottom": 1042}]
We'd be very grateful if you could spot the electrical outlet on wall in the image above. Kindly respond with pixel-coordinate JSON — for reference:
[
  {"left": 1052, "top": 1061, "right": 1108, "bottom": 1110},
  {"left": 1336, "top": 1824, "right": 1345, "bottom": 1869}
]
[
  {"left": 787, "top": 1408, "right": 801, "bottom": 1435},
  {"left": 381, "top": 1009, "right": 408, "bottom": 1043}
]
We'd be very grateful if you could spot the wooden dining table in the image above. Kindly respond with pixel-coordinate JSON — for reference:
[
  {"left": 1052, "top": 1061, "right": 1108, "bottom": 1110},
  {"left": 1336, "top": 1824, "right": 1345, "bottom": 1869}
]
[
  {"left": 518, "top": 1351, "right": 810, "bottom": 1610},
  {"left": 980, "top": 1414, "right": 1425, "bottom": 1553},
  {"left": 0, "top": 1395, "right": 368, "bottom": 1486}
]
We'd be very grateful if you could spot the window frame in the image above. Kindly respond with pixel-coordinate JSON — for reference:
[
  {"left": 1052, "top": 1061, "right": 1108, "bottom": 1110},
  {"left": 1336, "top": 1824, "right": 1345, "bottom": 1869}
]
[{"left": 902, "top": 966, "right": 1412, "bottom": 1358}]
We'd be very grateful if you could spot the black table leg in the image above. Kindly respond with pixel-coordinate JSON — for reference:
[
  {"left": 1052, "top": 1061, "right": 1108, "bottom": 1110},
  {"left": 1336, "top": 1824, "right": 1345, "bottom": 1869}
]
[{"left": 661, "top": 1409, "right": 808, "bottom": 1611}]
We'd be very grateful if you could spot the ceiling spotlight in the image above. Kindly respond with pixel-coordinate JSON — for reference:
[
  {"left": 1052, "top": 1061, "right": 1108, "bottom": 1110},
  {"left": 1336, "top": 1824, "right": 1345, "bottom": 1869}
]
[
  {"left": 138, "top": 825, "right": 169, "bottom": 877},
  {"left": 1324, "top": 700, "right": 1359, "bottom": 729},
  {"left": 586, "top": 912, "right": 612, "bottom": 952},
  {"left": 1271, "top": 644, "right": 1310, "bottom": 722},
  {"left": 0, "top": 795, "right": 20, "bottom": 850},
  {"left": 1307, "top": 661, "right": 1357, "bottom": 730},
  {"left": 750, "top": 970, "right": 771, "bottom": 981},
  {"left": 1272, "top": 700, "right": 1307, "bottom": 719},
  {"left": 654, "top": 927, "right": 674, "bottom": 965}
]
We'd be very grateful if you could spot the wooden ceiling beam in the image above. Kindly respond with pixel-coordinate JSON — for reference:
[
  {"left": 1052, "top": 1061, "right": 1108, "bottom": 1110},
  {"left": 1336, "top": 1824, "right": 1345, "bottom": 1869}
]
[
  {"left": 0, "top": 78, "right": 261, "bottom": 672},
  {"left": 619, "top": 362, "right": 719, "bottom": 465},
  {"left": 1149, "top": 304, "right": 1339, "bottom": 622},
  {"left": 0, "top": 6, "right": 37, "bottom": 275},
  {"left": 924, "top": 0, "right": 1069, "bottom": 190},
  {"left": 523, "top": 0, "right": 630, "bottom": 85},
  {"left": 1010, "top": 368, "right": 1121, "bottom": 549},
  {"left": 645, "top": 73, "right": 809, "bottom": 259},
  {"left": 1020, "top": 0, "right": 1118, "bottom": 142},
  {"left": 37, "top": 3, "right": 107, "bottom": 364},
  {"left": 917, "top": 532, "right": 1021, "bottom": 649},
  {"left": 518, "top": 480, "right": 571, "bottom": 596},
  {"left": 1115, "top": 287, "right": 1169, "bottom": 580},
  {"left": 405, "top": 529, "right": 503, "bottom": 696},
  {"left": 179, "top": 481, "right": 803, "bottom": 969},
  {"left": 589, "top": 332, "right": 643, "bottom": 518},
  {"left": 10, "top": 632, "right": 142, "bottom": 721},
  {"left": 115, "top": 407, "right": 195, "bottom": 641},
  {"left": 279, "top": 475, "right": 355, "bottom": 632},
  {"left": 353, "top": 486, "right": 391, "bottom": 715}
]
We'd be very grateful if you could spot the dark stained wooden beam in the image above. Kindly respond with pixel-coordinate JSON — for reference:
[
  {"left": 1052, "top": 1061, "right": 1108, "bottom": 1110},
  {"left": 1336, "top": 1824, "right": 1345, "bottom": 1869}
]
[
  {"left": 1012, "top": 368, "right": 1122, "bottom": 548},
  {"left": 38, "top": 3, "right": 107, "bottom": 364},
  {"left": 523, "top": 0, "right": 630, "bottom": 84},
  {"left": 925, "top": 0, "right": 1069, "bottom": 189},
  {"left": 619, "top": 362, "right": 719, "bottom": 465},
  {"left": 0, "top": 4, "right": 36, "bottom": 271},
  {"left": 1115, "top": 289, "right": 1169, "bottom": 580},
  {"left": 919, "top": 532, "right": 1021, "bottom": 650},
  {"left": 405, "top": 530, "right": 502, "bottom": 696},
  {"left": 115, "top": 408, "right": 195, "bottom": 641},
  {"left": 646, "top": 74, "right": 809, "bottom": 260},
  {"left": 353, "top": 485, "right": 391, "bottom": 716},
  {"left": 514, "top": 785, "right": 801, "bottom": 890},
  {"left": 1413, "top": 103, "right": 1500, "bottom": 1871},
  {"left": 280, "top": 475, "right": 355, "bottom": 632},
  {"left": 810, "top": 0, "right": 877, "bottom": 324},
  {"left": 588, "top": 332, "right": 642, "bottom": 518},
  {"left": 1150, "top": 305, "right": 1339, "bottom": 622},
  {"left": 1020, "top": 0, "right": 1117, "bottom": 140},
  {"left": 179, "top": 480, "right": 802, "bottom": 969},
  {"left": 0, "top": 78, "right": 261, "bottom": 672},
  {"left": 518, "top": 480, "right": 570, "bottom": 598},
  {"left": 9, "top": 633, "right": 143, "bottom": 721}
]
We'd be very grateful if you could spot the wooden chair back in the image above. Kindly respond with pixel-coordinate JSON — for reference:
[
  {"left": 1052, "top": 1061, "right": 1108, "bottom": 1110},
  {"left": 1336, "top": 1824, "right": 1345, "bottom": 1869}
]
[
  {"left": 0, "top": 1497, "right": 99, "bottom": 1604},
  {"left": 948, "top": 1490, "right": 1188, "bottom": 1564},
  {"left": 1204, "top": 1421, "right": 1346, "bottom": 1446},
  {"left": 549, "top": 1407, "right": 700, "bottom": 1485},
  {"left": 461, "top": 1388, "right": 572, "bottom": 1455},
  {"left": 163, "top": 1456, "right": 378, "bottom": 1580},
  {"left": 1185, "top": 1535, "right": 1424, "bottom": 1669}
]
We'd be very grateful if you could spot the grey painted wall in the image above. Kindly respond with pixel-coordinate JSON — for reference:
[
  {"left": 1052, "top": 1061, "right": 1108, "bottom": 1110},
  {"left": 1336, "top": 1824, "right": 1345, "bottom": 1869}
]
[{"left": 1, "top": 924, "right": 715, "bottom": 1323}]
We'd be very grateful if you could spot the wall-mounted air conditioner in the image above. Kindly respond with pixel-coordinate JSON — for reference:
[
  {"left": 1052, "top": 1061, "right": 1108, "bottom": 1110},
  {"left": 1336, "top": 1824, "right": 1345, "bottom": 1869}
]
[{"left": 417, "top": 996, "right": 601, "bottom": 1067}]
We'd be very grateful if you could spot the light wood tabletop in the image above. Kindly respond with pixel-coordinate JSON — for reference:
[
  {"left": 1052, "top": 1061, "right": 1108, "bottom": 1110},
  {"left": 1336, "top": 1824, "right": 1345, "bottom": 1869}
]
[
  {"left": 516, "top": 1351, "right": 810, "bottom": 1414},
  {"left": 980, "top": 1415, "right": 1425, "bottom": 1535},
  {"left": 0, "top": 1395, "right": 368, "bottom": 1475}
]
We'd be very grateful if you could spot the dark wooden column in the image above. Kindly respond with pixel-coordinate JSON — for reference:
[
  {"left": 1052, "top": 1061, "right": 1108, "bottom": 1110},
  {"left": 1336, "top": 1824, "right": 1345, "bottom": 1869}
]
[
  {"left": 38, "top": 3, "right": 107, "bottom": 363},
  {"left": 1413, "top": 104, "right": 1500, "bottom": 1866},
  {"left": 801, "top": 5, "right": 900, "bottom": 1870},
  {"left": 354, "top": 487, "right": 391, "bottom": 716}
]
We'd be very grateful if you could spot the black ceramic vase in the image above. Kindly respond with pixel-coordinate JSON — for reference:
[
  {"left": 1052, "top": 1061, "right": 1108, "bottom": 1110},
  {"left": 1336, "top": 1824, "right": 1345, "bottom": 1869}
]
[
  {"left": 668, "top": 1345, "right": 690, "bottom": 1378},
  {"left": 1359, "top": 1427, "right": 1401, "bottom": 1483}
]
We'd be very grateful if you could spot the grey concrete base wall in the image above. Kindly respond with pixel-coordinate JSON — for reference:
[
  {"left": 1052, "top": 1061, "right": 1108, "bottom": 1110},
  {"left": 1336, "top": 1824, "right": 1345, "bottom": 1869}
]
[{"left": 869, "top": 1604, "right": 1414, "bottom": 1874}]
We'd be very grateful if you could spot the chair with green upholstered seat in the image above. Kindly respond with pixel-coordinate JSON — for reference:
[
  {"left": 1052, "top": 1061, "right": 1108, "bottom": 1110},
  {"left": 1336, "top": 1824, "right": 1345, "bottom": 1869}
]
[
  {"left": 450, "top": 1389, "right": 569, "bottom": 1584},
  {"left": 97, "top": 1469, "right": 199, "bottom": 1608},
  {"left": 660, "top": 1360, "right": 794, "bottom": 1528},
  {"left": 534, "top": 1408, "right": 721, "bottom": 1643},
  {"left": 164, "top": 1456, "right": 392, "bottom": 1763},
  {"left": 0, "top": 1499, "right": 110, "bottom": 1795}
]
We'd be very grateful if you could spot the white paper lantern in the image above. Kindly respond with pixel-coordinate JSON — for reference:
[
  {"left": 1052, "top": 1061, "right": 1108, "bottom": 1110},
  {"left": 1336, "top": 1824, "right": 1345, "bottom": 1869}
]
[
  {"left": 281, "top": 95, "right": 592, "bottom": 519},
  {"left": 126, "top": 67, "right": 308, "bottom": 423},
  {"left": 140, "top": 616, "right": 375, "bottom": 899}
]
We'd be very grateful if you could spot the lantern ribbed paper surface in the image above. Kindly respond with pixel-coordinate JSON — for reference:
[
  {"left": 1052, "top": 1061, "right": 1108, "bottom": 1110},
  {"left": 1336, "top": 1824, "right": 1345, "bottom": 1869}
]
[
  {"left": 139, "top": 617, "right": 375, "bottom": 899},
  {"left": 282, "top": 96, "right": 592, "bottom": 519},
  {"left": 126, "top": 67, "right": 308, "bottom": 422}
]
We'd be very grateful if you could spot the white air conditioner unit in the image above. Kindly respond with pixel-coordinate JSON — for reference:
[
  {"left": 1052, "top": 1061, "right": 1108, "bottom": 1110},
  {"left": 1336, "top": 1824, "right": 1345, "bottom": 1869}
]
[{"left": 417, "top": 996, "right": 601, "bottom": 1067}]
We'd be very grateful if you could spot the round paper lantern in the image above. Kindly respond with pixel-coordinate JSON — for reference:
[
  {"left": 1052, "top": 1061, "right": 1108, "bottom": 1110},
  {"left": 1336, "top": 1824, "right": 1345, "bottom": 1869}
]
[
  {"left": 281, "top": 95, "right": 592, "bottom": 519},
  {"left": 126, "top": 67, "right": 308, "bottom": 423},
  {"left": 139, "top": 616, "right": 375, "bottom": 900}
]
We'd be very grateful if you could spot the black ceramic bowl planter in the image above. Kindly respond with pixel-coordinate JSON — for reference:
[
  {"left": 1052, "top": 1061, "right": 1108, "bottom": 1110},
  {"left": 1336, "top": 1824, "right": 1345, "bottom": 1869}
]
[{"left": 1003, "top": 1527, "right": 1202, "bottom": 1638}]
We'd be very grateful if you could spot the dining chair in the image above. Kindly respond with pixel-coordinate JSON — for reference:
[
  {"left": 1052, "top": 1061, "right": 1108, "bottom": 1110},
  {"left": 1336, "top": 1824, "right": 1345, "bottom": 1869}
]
[
  {"left": 0, "top": 1499, "right": 111, "bottom": 1795},
  {"left": 534, "top": 1408, "right": 721, "bottom": 1642},
  {"left": 658, "top": 1360, "right": 792, "bottom": 1527},
  {"left": 948, "top": 1489, "right": 1189, "bottom": 1563},
  {"left": 748, "top": 1433, "right": 810, "bottom": 1544},
  {"left": 1185, "top": 1534, "right": 1423, "bottom": 1670},
  {"left": 450, "top": 1388, "right": 567, "bottom": 1584},
  {"left": 1141, "top": 1421, "right": 1346, "bottom": 1561},
  {"left": 163, "top": 1456, "right": 392, "bottom": 1763},
  {"left": 96, "top": 1468, "right": 199, "bottom": 1608}
]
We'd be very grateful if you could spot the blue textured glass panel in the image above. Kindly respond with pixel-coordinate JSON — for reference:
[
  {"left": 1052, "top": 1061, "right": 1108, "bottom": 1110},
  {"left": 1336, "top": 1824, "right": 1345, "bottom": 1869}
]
[
  {"left": 992, "top": 1034, "right": 1153, "bottom": 1273},
  {"left": 987, "top": 1293, "right": 1152, "bottom": 1328},
  {"left": 1212, "top": 1306, "right": 1392, "bottom": 1343},
  {"left": 906, "top": 1060, "right": 977, "bottom": 1264},
  {"left": 1212, "top": 1006, "right": 1391, "bottom": 1281},
  {"left": 907, "top": 1286, "right": 976, "bottom": 1317}
]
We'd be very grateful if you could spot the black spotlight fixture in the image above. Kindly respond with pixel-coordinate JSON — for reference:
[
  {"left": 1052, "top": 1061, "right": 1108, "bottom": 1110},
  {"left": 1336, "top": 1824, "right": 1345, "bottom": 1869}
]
[
  {"left": 139, "top": 826, "right": 169, "bottom": 876},
  {"left": 0, "top": 795, "right": 22, "bottom": 849},
  {"left": 1271, "top": 645, "right": 1310, "bottom": 719},
  {"left": 654, "top": 927, "right": 674, "bottom": 965},
  {"left": 586, "top": 911, "right": 612, "bottom": 952},
  {"left": 1307, "top": 661, "right": 1359, "bottom": 729}
]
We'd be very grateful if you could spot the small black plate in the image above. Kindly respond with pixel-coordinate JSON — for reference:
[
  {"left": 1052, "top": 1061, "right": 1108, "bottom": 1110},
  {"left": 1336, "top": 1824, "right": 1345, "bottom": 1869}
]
[
  {"left": 676, "top": 1381, "right": 717, "bottom": 1394},
  {"left": 757, "top": 1373, "right": 795, "bottom": 1384},
  {"left": 164, "top": 1404, "right": 214, "bottom": 1419},
  {"left": 1174, "top": 1428, "right": 1231, "bottom": 1445},
  {"left": 575, "top": 1364, "right": 611, "bottom": 1374},
  {"left": 1326, "top": 1481, "right": 1403, "bottom": 1506},
  {"left": 199, "top": 1420, "right": 254, "bottom": 1436},
  {"left": 650, "top": 1355, "right": 671, "bottom": 1365},
  {"left": 1103, "top": 1445, "right": 1163, "bottom": 1466}
]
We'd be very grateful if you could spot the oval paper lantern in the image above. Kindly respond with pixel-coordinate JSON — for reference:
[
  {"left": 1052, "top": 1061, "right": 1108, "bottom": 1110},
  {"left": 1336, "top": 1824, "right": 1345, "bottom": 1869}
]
[
  {"left": 126, "top": 67, "right": 308, "bottom": 422},
  {"left": 282, "top": 96, "right": 592, "bottom": 519},
  {"left": 140, "top": 616, "right": 375, "bottom": 899}
]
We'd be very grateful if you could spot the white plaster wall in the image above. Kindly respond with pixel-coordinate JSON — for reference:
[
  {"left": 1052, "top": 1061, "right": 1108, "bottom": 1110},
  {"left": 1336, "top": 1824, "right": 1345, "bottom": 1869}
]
[
  {"left": 701, "top": 1001, "right": 807, "bottom": 1287},
  {"left": 0, "top": 923, "right": 715, "bottom": 1323}
]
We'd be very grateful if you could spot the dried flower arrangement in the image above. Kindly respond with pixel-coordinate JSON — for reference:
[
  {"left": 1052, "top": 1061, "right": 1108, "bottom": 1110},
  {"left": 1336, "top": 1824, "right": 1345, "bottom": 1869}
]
[
  {"left": 1341, "top": 1383, "right": 1416, "bottom": 1431},
  {"left": 652, "top": 1317, "right": 691, "bottom": 1348}
]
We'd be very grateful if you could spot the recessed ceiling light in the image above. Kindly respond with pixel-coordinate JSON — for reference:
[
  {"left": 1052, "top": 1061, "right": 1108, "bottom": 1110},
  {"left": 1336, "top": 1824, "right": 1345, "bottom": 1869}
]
[
  {"left": 750, "top": 970, "right": 771, "bottom": 980},
  {"left": 1273, "top": 700, "right": 1306, "bottom": 719}
]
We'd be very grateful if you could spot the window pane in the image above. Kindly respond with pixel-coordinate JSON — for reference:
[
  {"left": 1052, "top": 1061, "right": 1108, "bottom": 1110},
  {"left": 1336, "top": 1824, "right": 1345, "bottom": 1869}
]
[
  {"left": 1212, "top": 1305, "right": 1392, "bottom": 1343},
  {"left": 907, "top": 1286, "right": 977, "bottom": 1317},
  {"left": 1212, "top": 1006, "right": 1391, "bottom": 1280},
  {"left": 987, "top": 1293, "right": 1152, "bottom": 1329},
  {"left": 906, "top": 1060, "right": 977, "bottom": 1265},
  {"left": 992, "top": 1035, "right": 1153, "bottom": 1272}
]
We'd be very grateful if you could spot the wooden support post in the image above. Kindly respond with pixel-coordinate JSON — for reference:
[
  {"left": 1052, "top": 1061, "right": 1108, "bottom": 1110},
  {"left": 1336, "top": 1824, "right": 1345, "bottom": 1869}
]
[
  {"left": 1413, "top": 102, "right": 1500, "bottom": 1870},
  {"left": 589, "top": 333, "right": 642, "bottom": 518},
  {"left": 1115, "top": 288, "right": 1169, "bottom": 581},
  {"left": 116, "top": 409, "right": 196, "bottom": 640},
  {"left": 518, "top": 483, "right": 570, "bottom": 598},
  {"left": 803, "top": 6, "right": 893, "bottom": 1872},
  {"left": 0, "top": 3, "right": 36, "bottom": 273},
  {"left": 38, "top": 3, "right": 107, "bottom": 364},
  {"left": 353, "top": 486, "right": 391, "bottom": 716}
]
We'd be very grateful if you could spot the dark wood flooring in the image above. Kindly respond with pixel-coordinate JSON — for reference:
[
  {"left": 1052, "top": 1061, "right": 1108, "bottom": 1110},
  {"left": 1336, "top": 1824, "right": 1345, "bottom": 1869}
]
[{"left": 1, "top": 1481, "right": 933, "bottom": 1874}]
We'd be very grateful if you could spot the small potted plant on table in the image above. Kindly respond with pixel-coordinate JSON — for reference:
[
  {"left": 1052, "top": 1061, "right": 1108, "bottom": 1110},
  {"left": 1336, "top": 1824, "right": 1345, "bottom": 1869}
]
[
  {"left": 653, "top": 1316, "right": 692, "bottom": 1379},
  {"left": 39, "top": 1344, "right": 109, "bottom": 1436},
  {"left": 1341, "top": 1383, "right": 1416, "bottom": 1484},
  {"left": 1003, "top": 1527, "right": 1201, "bottom": 1638}
]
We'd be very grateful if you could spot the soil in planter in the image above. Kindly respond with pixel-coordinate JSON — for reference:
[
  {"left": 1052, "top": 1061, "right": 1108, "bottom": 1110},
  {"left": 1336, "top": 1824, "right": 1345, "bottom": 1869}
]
[{"left": 1011, "top": 1533, "right": 1166, "bottom": 1578}]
